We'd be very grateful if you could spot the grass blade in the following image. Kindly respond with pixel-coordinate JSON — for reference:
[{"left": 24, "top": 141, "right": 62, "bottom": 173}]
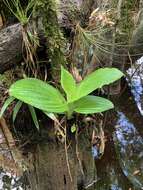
[
  {"left": 0, "top": 97, "right": 15, "bottom": 118},
  {"left": 13, "top": 101, "right": 23, "bottom": 122},
  {"left": 28, "top": 105, "right": 39, "bottom": 130}
]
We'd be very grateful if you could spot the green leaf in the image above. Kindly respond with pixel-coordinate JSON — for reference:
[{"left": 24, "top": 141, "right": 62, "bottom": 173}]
[
  {"left": 74, "top": 95, "right": 114, "bottom": 114},
  {"left": 61, "top": 66, "right": 76, "bottom": 102},
  {"left": 43, "top": 112, "right": 58, "bottom": 121},
  {"left": 28, "top": 105, "right": 39, "bottom": 130},
  {"left": 71, "top": 124, "right": 77, "bottom": 133},
  {"left": 76, "top": 68, "right": 123, "bottom": 100},
  {"left": 13, "top": 100, "right": 23, "bottom": 122},
  {"left": 0, "top": 96, "right": 15, "bottom": 118},
  {"left": 9, "top": 78, "right": 68, "bottom": 113}
]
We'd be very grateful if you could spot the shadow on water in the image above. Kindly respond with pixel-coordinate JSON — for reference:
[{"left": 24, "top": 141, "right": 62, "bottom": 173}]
[
  {"left": 114, "top": 112, "right": 143, "bottom": 189},
  {"left": 93, "top": 89, "right": 143, "bottom": 190},
  {"left": 93, "top": 57, "right": 143, "bottom": 190}
]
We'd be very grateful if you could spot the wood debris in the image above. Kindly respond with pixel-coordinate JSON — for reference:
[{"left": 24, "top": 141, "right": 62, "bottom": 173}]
[
  {"left": 0, "top": 117, "right": 28, "bottom": 176},
  {"left": 0, "top": 14, "right": 3, "bottom": 29}
]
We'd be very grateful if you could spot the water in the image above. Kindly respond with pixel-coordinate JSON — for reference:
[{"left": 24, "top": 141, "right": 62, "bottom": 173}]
[
  {"left": 93, "top": 57, "right": 143, "bottom": 189},
  {"left": 1, "top": 57, "right": 143, "bottom": 189},
  {"left": 127, "top": 56, "right": 143, "bottom": 115},
  {"left": 0, "top": 170, "right": 26, "bottom": 190},
  {"left": 114, "top": 112, "right": 143, "bottom": 189}
]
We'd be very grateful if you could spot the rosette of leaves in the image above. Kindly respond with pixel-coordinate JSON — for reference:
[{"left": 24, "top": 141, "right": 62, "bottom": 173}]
[{"left": 0, "top": 67, "right": 123, "bottom": 127}]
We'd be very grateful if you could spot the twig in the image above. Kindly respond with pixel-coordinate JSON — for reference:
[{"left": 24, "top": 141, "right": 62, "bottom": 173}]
[
  {"left": 75, "top": 125, "right": 85, "bottom": 177},
  {"left": 64, "top": 125, "right": 73, "bottom": 182},
  {"left": 84, "top": 179, "right": 99, "bottom": 189},
  {"left": 117, "top": 0, "right": 123, "bottom": 20}
]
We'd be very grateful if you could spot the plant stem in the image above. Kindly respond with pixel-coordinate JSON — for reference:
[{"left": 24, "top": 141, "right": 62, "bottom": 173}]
[{"left": 67, "top": 103, "right": 75, "bottom": 119}]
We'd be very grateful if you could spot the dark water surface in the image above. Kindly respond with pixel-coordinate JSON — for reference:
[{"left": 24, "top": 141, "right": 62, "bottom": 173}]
[
  {"left": 1, "top": 58, "right": 143, "bottom": 189},
  {"left": 92, "top": 58, "right": 143, "bottom": 190}
]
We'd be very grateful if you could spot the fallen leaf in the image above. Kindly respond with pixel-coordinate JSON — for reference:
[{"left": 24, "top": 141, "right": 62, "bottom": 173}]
[
  {"left": 133, "top": 170, "right": 140, "bottom": 175},
  {"left": 0, "top": 14, "right": 3, "bottom": 29}
]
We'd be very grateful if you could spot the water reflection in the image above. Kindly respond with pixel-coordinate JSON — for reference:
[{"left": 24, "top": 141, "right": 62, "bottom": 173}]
[
  {"left": 0, "top": 169, "right": 25, "bottom": 190},
  {"left": 114, "top": 112, "right": 143, "bottom": 189},
  {"left": 127, "top": 57, "right": 143, "bottom": 115}
]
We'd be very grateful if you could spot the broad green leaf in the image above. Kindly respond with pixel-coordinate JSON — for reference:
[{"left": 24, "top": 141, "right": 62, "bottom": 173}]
[
  {"left": 13, "top": 100, "right": 23, "bottom": 122},
  {"left": 28, "top": 105, "right": 39, "bottom": 130},
  {"left": 9, "top": 78, "right": 68, "bottom": 113},
  {"left": 74, "top": 95, "right": 114, "bottom": 114},
  {"left": 61, "top": 66, "right": 77, "bottom": 102},
  {"left": 76, "top": 68, "right": 123, "bottom": 100},
  {"left": 0, "top": 96, "right": 15, "bottom": 118}
]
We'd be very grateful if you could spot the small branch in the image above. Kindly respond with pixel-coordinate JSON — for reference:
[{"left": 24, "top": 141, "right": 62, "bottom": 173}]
[
  {"left": 75, "top": 125, "right": 85, "bottom": 177},
  {"left": 64, "top": 125, "right": 73, "bottom": 182},
  {"left": 117, "top": 0, "right": 123, "bottom": 20},
  {"left": 84, "top": 179, "right": 99, "bottom": 189}
]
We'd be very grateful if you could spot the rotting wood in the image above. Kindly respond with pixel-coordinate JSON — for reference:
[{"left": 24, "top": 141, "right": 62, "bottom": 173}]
[
  {"left": 0, "top": 14, "right": 3, "bottom": 29},
  {"left": 0, "top": 117, "right": 27, "bottom": 176}
]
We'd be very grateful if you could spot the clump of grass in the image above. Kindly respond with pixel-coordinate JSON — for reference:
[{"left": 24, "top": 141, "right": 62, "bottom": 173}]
[
  {"left": 71, "top": 15, "right": 115, "bottom": 77},
  {"left": 70, "top": 7, "right": 135, "bottom": 76},
  {"left": 3, "top": 0, "right": 35, "bottom": 25},
  {"left": 3, "top": 0, "right": 39, "bottom": 77}
]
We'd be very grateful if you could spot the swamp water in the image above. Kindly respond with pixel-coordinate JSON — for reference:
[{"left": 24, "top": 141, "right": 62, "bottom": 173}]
[{"left": 1, "top": 58, "right": 143, "bottom": 189}]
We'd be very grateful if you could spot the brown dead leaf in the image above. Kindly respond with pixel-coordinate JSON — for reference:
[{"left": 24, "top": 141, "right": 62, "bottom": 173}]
[
  {"left": 133, "top": 170, "right": 140, "bottom": 176},
  {"left": 0, "top": 117, "right": 28, "bottom": 176},
  {"left": 91, "top": 121, "right": 105, "bottom": 157},
  {"left": 71, "top": 67, "right": 82, "bottom": 82},
  {"left": 0, "top": 14, "right": 3, "bottom": 29}
]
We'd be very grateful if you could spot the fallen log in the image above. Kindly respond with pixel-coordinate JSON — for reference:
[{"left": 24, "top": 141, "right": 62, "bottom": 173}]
[
  {"left": 0, "top": 23, "right": 22, "bottom": 73},
  {"left": 0, "top": 0, "right": 97, "bottom": 73}
]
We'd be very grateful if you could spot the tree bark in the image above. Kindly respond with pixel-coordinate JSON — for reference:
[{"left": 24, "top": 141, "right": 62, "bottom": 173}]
[
  {"left": 25, "top": 123, "right": 96, "bottom": 190},
  {"left": 30, "top": 143, "right": 78, "bottom": 190},
  {"left": 0, "top": 23, "right": 22, "bottom": 73}
]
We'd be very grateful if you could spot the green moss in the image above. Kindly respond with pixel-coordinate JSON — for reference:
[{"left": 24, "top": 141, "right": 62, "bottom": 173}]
[
  {"left": 120, "top": 1, "right": 134, "bottom": 38},
  {"left": 34, "top": 0, "right": 66, "bottom": 80},
  {"left": 112, "top": 0, "right": 136, "bottom": 44},
  {"left": 0, "top": 71, "right": 15, "bottom": 88}
]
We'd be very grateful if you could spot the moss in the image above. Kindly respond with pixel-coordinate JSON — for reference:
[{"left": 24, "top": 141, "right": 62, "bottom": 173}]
[
  {"left": 34, "top": 0, "right": 66, "bottom": 81},
  {"left": 111, "top": 0, "right": 136, "bottom": 44},
  {"left": 0, "top": 71, "right": 14, "bottom": 88},
  {"left": 119, "top": 1, "right": 134, "bottom": 39}
]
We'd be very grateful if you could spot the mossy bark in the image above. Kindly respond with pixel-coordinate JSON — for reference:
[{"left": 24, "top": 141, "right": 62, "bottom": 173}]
[
  {"left": 34, "top": 0, "right": 66, "bottom": 81},
  {"left": 130, "top": 2, "right": 143, "bottom": 60}
]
